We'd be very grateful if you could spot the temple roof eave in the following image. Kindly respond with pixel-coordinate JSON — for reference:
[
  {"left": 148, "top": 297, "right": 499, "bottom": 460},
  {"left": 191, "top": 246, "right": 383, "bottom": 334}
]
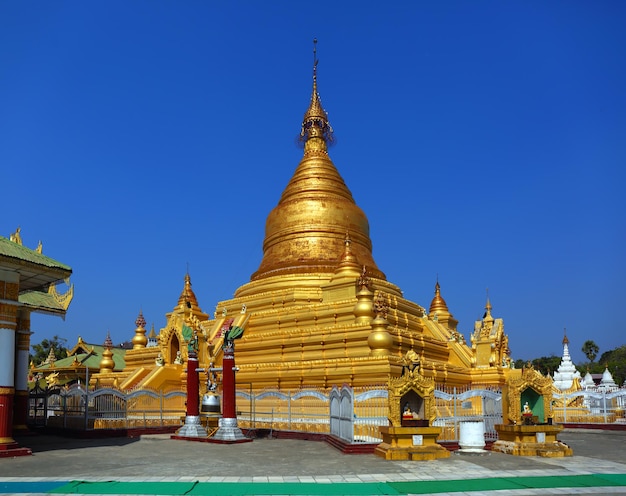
[{"left": 0, "top": 236, "right": 72, "bottom": 292}]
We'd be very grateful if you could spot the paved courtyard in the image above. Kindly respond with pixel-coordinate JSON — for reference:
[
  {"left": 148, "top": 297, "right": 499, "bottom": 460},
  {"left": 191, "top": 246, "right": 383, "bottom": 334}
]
[{"left": 0, "top": 428, "right": 625, "bottom": 495}]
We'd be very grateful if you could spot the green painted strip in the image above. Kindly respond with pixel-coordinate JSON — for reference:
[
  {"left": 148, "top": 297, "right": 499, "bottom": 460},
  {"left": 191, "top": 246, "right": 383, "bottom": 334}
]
[{"left": 49, "top": 474, "right": 626, "bottom": 495}]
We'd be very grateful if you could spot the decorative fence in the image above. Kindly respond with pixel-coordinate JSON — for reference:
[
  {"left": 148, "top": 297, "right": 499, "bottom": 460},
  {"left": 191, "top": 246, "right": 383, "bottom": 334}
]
[
  {"left": 236, "top": 384, "right": 502, "bottom": 444},
  {"left": 553, "top": 389, "right": 626, "bottom": 424},
  {"left": 433, "top": 385, "right": 503, "bottom": 442},
  {"left": 28, "top": 384, "right": 186, "bottom": 430},
  {"left": 30, "top": 383, "right": 626, "bottom": 441}
]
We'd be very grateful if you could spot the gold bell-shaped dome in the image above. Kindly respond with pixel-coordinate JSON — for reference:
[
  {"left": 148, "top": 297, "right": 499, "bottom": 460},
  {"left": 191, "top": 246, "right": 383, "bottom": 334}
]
[{"left": 250, "top": 40, "right": 384, "bottom": 283}]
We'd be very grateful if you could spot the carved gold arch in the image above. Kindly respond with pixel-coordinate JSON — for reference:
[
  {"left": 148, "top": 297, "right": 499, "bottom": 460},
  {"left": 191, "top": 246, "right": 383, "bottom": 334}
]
[
  {"left": 158, "top": 314, "right": 186, "bottom": 363},
  {"left": 506, "top": 366, "right": 554, "bottom": 424},
  {"left": 387, "top": 370, "right": 436, "bottom": 426}
]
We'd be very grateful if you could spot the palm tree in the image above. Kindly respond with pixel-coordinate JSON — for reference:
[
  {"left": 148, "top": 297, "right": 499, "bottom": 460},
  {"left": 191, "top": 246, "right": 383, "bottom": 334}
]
[{"left": 582, "top": 340, "right": 599, "bottom": 363}]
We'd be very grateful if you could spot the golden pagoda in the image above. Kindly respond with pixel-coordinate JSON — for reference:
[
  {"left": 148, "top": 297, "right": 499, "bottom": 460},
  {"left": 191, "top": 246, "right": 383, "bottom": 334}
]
[{"left": 104, "top": 42, "right": 513, "bottom": 400}]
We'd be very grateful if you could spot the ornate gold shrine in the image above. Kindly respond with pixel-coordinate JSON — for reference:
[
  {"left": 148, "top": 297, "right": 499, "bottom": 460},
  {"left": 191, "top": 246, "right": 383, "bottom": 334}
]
[
  {"left": 374, "top": 356, "right": 450, "bottom": 461},
  {"left": 492, "top": 365, "right": 572, "bottom": 457}
]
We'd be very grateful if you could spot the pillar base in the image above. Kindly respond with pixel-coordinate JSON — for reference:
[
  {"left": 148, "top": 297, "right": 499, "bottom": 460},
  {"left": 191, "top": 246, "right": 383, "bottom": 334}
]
[
  {"left": 175, "top": 416, "right": 208, "bottom": 438},
  {"left": 0, "top": 439, "right": 32, "bottom": 458},
  {"left": 208, "top": 417, "right": 252, "bottom": 444}
]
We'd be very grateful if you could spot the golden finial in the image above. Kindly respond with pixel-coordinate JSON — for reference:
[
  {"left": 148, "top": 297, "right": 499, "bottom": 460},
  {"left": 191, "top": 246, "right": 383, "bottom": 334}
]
[
  {"left": 313, "top": 38, "right": 318, "bottom": 83},
  {"left": 9, "top": 226, "right": 22, "bottom": 245},
  {"left": 483, "top": 289, "right": 494, "bottom": 322},
  {"left": 132, "top": 310, "right": 148, "bottom": 349},
  {"left": 562, "top": 327, "right": 569, "bottom": 345},
  {"left": 300, "top": 38, "right": 334, "bottom": 151}
]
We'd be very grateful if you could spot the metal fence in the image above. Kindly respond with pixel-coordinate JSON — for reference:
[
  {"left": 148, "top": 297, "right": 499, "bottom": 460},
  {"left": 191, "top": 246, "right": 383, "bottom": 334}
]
[
  {"left": 433, "top": 385, "right": 503, "bottom": 442},
  {"left": 32, "top": 383, "right": 626, "bottom": 441},
  {"left": 553, "top": 389, "right": 626, "bottom": 424},
  {"left": 236, "top": 384, "right": 502, "bottom": 444},
  {"left": 28, "top": 384, "right": 186, "bottom": 430}
]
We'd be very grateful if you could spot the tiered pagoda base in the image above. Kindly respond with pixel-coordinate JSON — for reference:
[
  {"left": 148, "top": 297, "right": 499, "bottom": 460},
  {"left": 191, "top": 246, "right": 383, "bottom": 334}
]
[
  {"left": 492, "top": 424, "right": 573, "bottom": 457},
  {"left": 374, "top": 426, "right": 450, "bottom": 461}
]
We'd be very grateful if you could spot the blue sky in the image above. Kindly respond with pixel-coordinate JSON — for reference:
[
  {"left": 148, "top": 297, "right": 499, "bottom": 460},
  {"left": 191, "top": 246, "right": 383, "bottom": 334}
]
[{"left": 2, "top": 1, "right": 624, "bottom": 366}]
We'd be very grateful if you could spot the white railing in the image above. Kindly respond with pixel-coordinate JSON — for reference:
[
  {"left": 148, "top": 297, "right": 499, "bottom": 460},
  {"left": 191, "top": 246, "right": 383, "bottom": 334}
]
[{"left": 553, "top": 389, "right": 626, "bottom": 424}]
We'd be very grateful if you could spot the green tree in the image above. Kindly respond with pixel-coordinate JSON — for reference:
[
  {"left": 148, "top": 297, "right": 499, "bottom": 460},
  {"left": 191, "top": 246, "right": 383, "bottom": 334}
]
[
  {"left": 30, "top": 335, "right": 68, "bottom": 365},
  {"left": 582, "top": 340, "right": 599, "bottom": 362},
  {"left": 530, "top": 355, "right": 562, "bottom": 376},
  {"left": 598, "top": 345, "right": 626, "bottom": 386}
]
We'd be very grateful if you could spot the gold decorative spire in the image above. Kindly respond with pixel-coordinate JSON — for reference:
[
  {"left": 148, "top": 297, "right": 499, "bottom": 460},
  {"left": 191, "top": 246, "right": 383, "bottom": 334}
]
[
  {"left": 368, "top": 292, "right": 393, "bottom": 356},
  {"left": 99, "top": 331, "right": 115, "bottom": 373},
  {"left": 562, "top": 327, "right": 569, "bottom": 345},
  {"left": 299, "top": 38, "right": 334, "bottom": 154},
  {"left": 429, "top": 280, "right": 450, "bottom": 316},
  {"left": 333, "top": 232, "right": 361, "bottom": 278},
  {"left": 132, "top": 310, "right": 148, "bottom": 349},
  {"left": 248, "top": 40, "right": 385, "bottom": 285},
  {"left": 354, "top": 266, "right": 374, "bottom": 325},
  {"left": 177, "top": 273, "right": 200, "bottom": 311},
  {"left": 484, "top": 297, "right": 493, "bottom": 322},
  {"left": 44, "top": 347, "right": 56, "bottom": 365}
]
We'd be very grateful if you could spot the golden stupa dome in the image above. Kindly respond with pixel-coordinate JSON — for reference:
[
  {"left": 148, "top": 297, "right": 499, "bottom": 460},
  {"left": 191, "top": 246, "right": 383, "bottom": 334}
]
[
  {"left": 429, "top": 280, "right": 450, "bottom": 316},
  {"left": 250, "top": 40, "right": 384, "bottom": 283}
]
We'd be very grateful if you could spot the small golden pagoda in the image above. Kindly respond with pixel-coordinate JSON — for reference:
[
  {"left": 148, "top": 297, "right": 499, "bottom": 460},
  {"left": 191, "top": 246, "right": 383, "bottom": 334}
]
[{"left": 105, "top": 43, "right": 514, "bottom": 414}]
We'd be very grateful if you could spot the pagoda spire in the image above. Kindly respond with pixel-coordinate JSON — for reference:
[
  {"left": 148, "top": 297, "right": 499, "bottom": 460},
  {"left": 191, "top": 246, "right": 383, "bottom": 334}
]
[
  {"left": 484, "top": 290, "right": 494, "bottom": 323},
  {"left": 299, "top": 38, "right": 334, "bottom": 154},
  {"left": 245, "top": 40, "right": 386, "bottom": 288}
]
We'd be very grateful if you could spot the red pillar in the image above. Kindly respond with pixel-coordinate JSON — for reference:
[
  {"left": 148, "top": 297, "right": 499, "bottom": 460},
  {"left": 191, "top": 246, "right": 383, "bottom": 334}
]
[
  {"left": 0, "top": 391, "right": 14, "bottom": 446},
  {"left": 221, "top": 343, "right": 236, "bottom": 419},
  {"left": 12, "top": 392, "right": 28, "bottom": 431},
  {"left": 186, "top": 356, "right": 199, "bottom": 417}
]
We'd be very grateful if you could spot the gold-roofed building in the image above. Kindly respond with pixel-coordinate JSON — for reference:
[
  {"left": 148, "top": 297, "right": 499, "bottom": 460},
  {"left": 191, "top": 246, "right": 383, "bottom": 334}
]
[
  {"left": 101, "top": 43, "right": 514, "bottom": 408},
  {"left": 31, "top": 335, "right": 126, "bottom": 389}
]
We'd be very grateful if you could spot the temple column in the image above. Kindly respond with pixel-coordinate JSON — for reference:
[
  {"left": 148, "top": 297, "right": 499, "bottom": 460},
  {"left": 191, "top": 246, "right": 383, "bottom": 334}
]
[
  {"left": 13, "top": 309, "right": 32, "bottom": 432},
  {"left": 0, "top": 270, "right": 30, "bottom": 455},
  {"left": 175, "top": 349, "right": 208, "bottom": 438},
  {"left": 210, "top": 339, "right": 249, "bottom": 443}
]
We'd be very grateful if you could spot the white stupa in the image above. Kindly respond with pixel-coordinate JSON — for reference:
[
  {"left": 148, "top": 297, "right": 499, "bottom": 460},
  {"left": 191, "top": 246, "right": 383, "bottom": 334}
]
[
  {"left": 598, "top": 366, "right": 618, "bottom": 391},
  {"left": 582, "top": 370, "right": 595, "bottom": 389},
  {"left": 553, "top": 330, "right": 581, "bottom": 390}
]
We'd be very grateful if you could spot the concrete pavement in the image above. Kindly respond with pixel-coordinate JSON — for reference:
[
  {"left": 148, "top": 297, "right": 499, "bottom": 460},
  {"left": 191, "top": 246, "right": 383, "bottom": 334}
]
[{"left": 0, "top": 429, "right": 624, "bottom": 495}]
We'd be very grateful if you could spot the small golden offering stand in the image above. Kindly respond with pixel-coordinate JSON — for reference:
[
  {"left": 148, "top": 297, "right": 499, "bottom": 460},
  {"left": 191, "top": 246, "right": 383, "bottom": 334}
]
[
  {"left": 492, "top": 365, "right": 572, "bottom": 457},
  {"left": 374, "top": 357, "right": 450, "bottom": 461}
]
